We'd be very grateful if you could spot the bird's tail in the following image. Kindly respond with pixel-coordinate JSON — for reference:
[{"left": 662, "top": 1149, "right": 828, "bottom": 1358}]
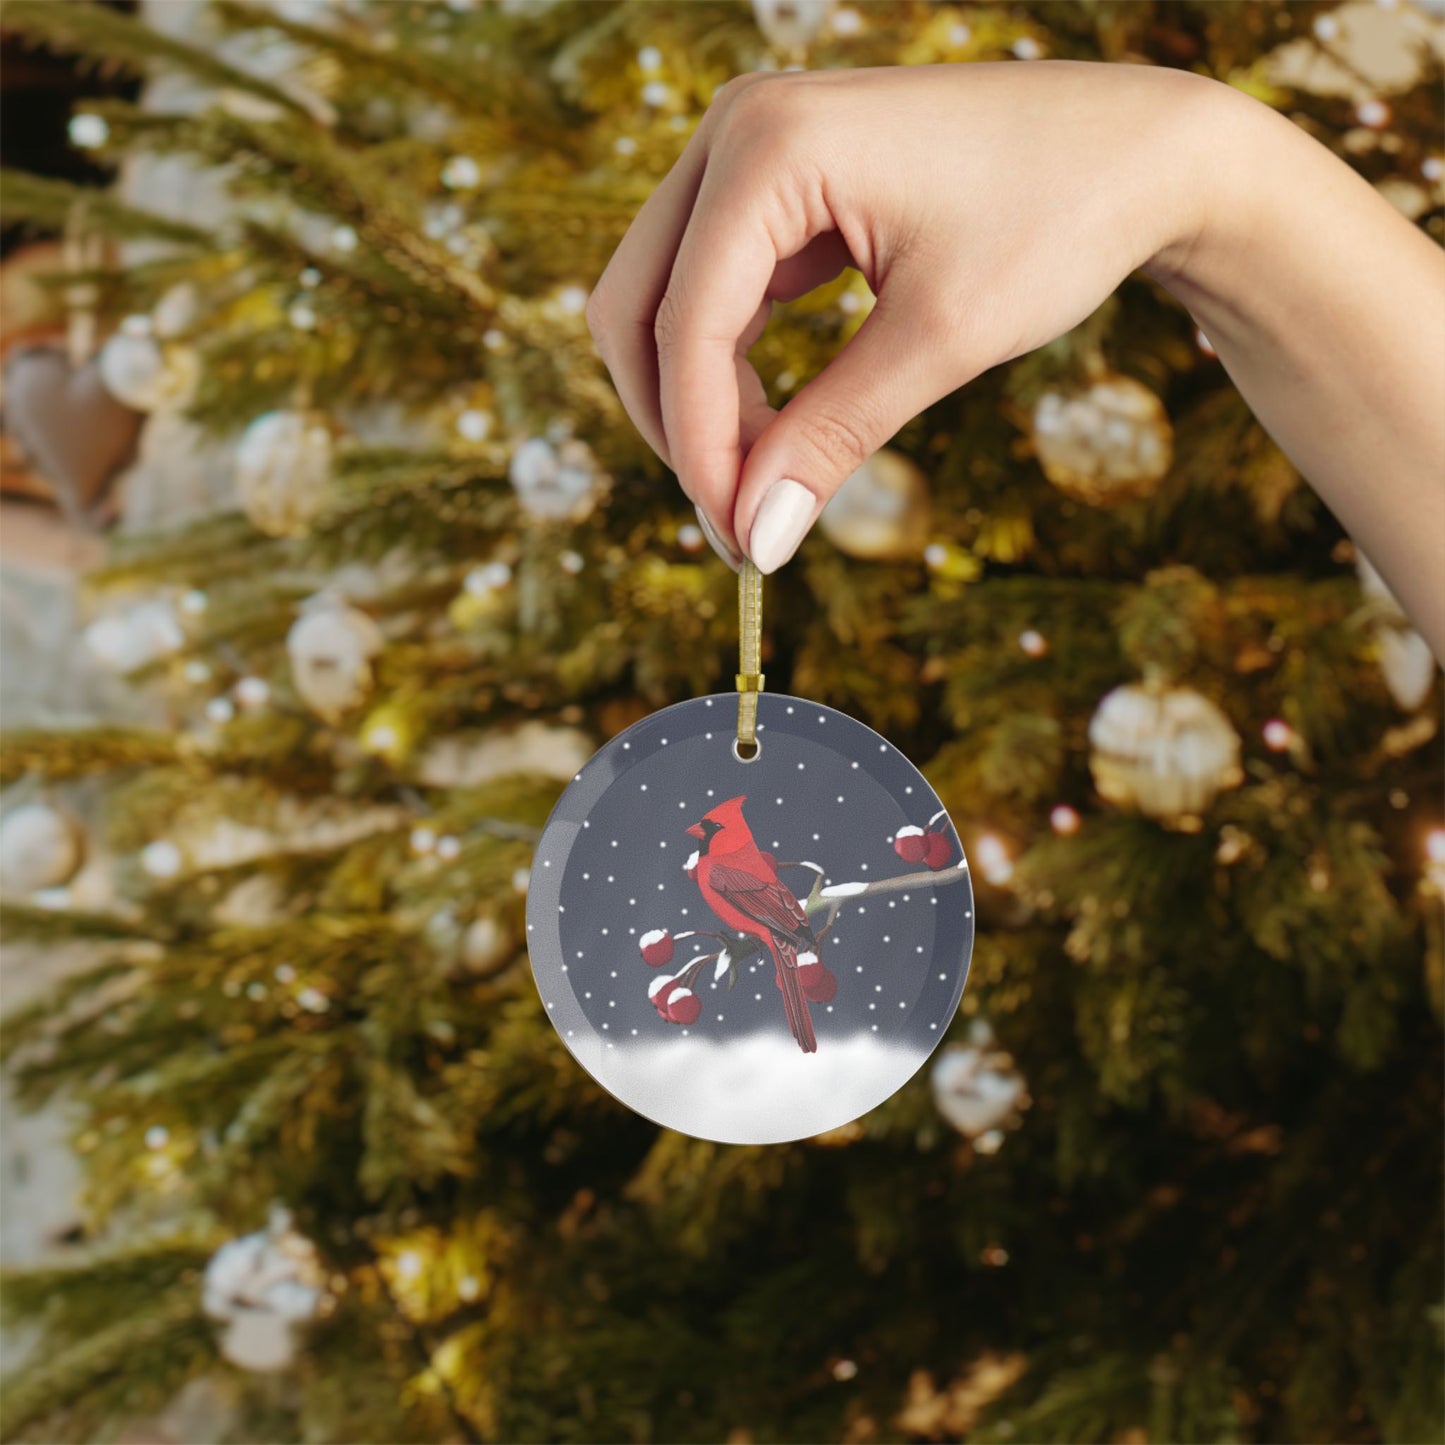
[{"left": 769, "top": 938, "right": 817, "bottom": 1055}]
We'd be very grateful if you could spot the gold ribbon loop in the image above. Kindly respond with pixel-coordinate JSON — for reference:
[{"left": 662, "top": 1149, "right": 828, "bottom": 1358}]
[{"left": 736, "top": 560, "right": 764, "bottom": 753}]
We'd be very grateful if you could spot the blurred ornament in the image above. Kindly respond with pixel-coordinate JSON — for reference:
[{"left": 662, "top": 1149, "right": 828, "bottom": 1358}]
[
  {"left": 1425, "top": 828, "right": 1445, "bottom": 894},
  {"left": 97, "top": 327, "right": 197, "bottom": 412},
  {"left": 286, "top": 596, "right": 384, "bottom": 722},
  {"left": 236, "top": 410, "right": 335, "bottom": 538},
  {"left": 818, "top": 448, "right": 931, "bottom": 561},
  {"left": 417, "top": 721, "right": 593, "bottom": 788},
  {"left": 1356, "top": 553, "right": 1437, "bottom": 710},
  {"left": 1018, "top": 629, "right": 1049, "bottom": 659},
  {"left": 462, "top": 915, "right": 512, "bottom": 975},
  {"left": 1031, "top": 373, "right": 1173, "bottom": 505},
  {"left": 203, "top": 1207, "right": 326, "bottom": 1373},
  {"left": 84, "top": 598, "right": 184, "bottom": 673},
  {"left": 752, "top": 0, "right": 835, "bottom": 55},
  {"left": 0, "top": 803, "right": 85, "bottom": 894},
  {"left": 931, "top": 1020, "right": 1029, "bottom": 1142},
  {"left": 3, "top": 344, "right": 143, "bottom": 524},
  {"left": 1088, "top": 681, "right": 1243, "bottom": 823},
  {"left": 508, "top": 434, "right": 604, "bottom": 520}
]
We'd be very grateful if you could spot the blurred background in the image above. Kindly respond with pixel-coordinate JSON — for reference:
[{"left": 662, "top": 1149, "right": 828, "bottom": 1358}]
[{"left": 0, "top": 2, "right": 1441, "bottom": 1442}]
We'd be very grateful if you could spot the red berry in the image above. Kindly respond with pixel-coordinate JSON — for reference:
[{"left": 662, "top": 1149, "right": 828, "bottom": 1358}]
[
  {"left": 894, "top": 827, "right": 927, "bottom": 864},
  {"left": 796, "top": 952, "right": 826, "bottom": 989},
  {"left": 802, "top": 966, "right": 837, "bottom": 1004},
  {"left": 648, "top": 975, "right": 676, "bottom": 1013},
  {"left": 665, "top": 988, "right": 700, "bottom": 1025},
  {"left": 923, "top": 832, "right": 953, "bottom": 870},
  {"left": 639, "top": 929, "right": 674, "bottom": 967}
]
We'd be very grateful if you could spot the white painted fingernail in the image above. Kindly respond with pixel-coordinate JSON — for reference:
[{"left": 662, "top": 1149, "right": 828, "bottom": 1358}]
[
  {"left": 748, "top": 478, "right": 817, "bottom": 575},
  {"left": 694, "top": 505, "right": 742, "bottom": 571}
]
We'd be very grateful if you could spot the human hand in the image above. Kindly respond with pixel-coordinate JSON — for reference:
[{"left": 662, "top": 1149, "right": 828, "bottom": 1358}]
[{"left": 585, "top": 61, "right": 1224, "bottom": 572}]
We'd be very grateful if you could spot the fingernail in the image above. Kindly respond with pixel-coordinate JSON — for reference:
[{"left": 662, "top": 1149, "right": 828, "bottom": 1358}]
[
  {"left": 695, "top": 505, "right": 742, "bottom": 571},
  {"left": 748, "top": 478, "right": 817, "bottom": 575}
]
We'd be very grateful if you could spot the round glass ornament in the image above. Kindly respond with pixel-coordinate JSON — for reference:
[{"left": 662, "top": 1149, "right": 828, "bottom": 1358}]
[{"left": 527, "top": 693, "right": 974, "bottom": 1144}]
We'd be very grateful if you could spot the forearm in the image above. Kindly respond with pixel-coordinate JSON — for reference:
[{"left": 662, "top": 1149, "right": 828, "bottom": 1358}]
[{"left": 1144, "top": 81, "right": 1445, "bottom": 659}]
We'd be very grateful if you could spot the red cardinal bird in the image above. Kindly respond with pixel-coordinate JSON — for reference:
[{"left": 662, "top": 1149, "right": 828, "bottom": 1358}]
[{"left": 686, "top": 795, "right": 819, "bottom": 1054}]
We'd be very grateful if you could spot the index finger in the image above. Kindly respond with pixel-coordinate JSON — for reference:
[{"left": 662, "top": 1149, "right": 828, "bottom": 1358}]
[{"left": 656, "top": 158, "right": 800, "bottom": 548}]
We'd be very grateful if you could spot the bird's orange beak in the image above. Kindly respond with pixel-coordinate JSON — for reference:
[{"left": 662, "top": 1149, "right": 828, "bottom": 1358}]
[{"left": 685, "top": 821, "right": 705, "bottom": 841}]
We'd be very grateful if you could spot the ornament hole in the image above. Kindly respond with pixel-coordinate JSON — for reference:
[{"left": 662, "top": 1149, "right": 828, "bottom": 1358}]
[{"left": 732, "top": 737, "right": 762, "bottom": 764}]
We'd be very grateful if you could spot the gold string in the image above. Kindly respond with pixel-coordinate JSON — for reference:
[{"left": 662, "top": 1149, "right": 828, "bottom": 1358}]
[{"left": 736, "top": 559, "right": 764, "bottom": 755}]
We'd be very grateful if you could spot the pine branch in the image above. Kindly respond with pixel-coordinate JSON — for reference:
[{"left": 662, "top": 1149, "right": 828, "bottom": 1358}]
[
  {"left": 2, "top": 0, "right": 309, "bottom": 116},
  {"left": 0, "top": 170, "right": 212, "bottom": 248},
  {"left": 0, "top": 727, "right": 179, "bottom": 784}
]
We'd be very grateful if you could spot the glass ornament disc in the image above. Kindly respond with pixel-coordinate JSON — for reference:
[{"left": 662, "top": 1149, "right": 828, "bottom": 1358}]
[{"left": 527, "top": 693, "right": 975, "bottom": 1144}]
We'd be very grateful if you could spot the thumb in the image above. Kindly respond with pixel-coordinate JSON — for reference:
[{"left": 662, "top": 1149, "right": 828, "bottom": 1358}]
[{"left": 733, "top": 282, "right": 967, "bottom": 574}]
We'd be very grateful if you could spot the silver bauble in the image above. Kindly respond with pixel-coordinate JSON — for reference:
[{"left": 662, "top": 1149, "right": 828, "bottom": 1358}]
[
  {"left": 286, "top": 597, "right": 384, "bottom": 722},
  {"left": 1088, "top": 682, "right": 1243, "bottom": 823},
  {"left": 236, "top": 411, "right": 335, "bottom": 538}
]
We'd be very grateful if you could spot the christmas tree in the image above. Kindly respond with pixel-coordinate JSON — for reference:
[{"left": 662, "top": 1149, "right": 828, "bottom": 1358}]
[{"left": 2, "top": 2, "right": 1442, "bottom": 1441}]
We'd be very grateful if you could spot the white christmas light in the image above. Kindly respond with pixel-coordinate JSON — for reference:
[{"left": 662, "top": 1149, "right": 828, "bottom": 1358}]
[
  {"left": 458, "top": 1275, "right": 481, "bottom": 1302},
  {"left": 464, "top": 561, "right": 512, "bottom": 595},
  {"left": 275, "top": 964, "right": 297, "bottom": 984},
  {"left": 145, "top": 1125, "right": 170, "bottom": 1151},
  {"left": 923, "top": 543, "right": 948, "bottom": 569},
  {"left": 180, "top": 589, "right": 209, "bottom": 616},
  {"left": 640, "top": 80, "right": 671, "bottom": 108},
  {"left": 184, "top": 660, "right": 212, "bottom": 684},
  {"left": 1012, "top": 36, "right": 1043, "bottom": 59},
  {"left": 456, "top": 408, "right": 492, "bottom": 442},
  {"left": 1312, "top": 14, "right": 1340, "bottom": 40},
  {"left": 975, "top": 833, "right": 1013, "bottom": 885},
  {"left": 330, "top": 224, "right": 359, "bottom": 253},
  {"left": 511, "top": 867, "right": 530, "bottom": 894},
  {"left": 141, "top": 840, "right": 183, "bottom": 879},
  {"left": 947, "top": 22, "right": 972, "bottom": 45},
  {"left": 234, "top": 676, "right": 270, "bottom": 710},
  {"left": 441, "top": 155, "right": 482, "bottom": 190},
  {"left": 299, "top": 267, "right": 322, "bottom": 289},
  {"left": 410, "top": 827, "right": 437, "bottom": 855},
  {"left": 614, "top": 136, "right": 638, "bottom": 157},
  {"left": 560, "top": 551, "right": 584, "bottom": 575},
  {"left": 395, "top": 1250, "right": 423, "bottom": 1281},
  {"left": 206, "top": 697, "right": 236, "bottom": 725},
  {"left": 678, "top": 523, "right": 704, "bottom": 552},
  {"left": 288, "top": 303, "right": 318, "bottom": 331},
  {"left": 69, "top": 113, "right": 110, "bottom": 149},
  {"left": 1049, "top": 804, "right": 1081, "bottom": 836},
  {"left": 436, "top": 835, "right": 462, "bottom": 862},
  {"left": 297, "top": 986, "right": 329, "bottom": 1013},
  {"left": 1426, "top": 828, "right": 1445, "bottom": 865},
  {"left": 555, "top": 284, "right": 589, "bottom": 316},
  {"left": 1356, "top": 99, "right": 1390, "bottom": 129},
  {"left": 831, "top": 6, "right": 863, "bottom": 34},
  {"left": 1262, "top": 719, "right": 1294, "bottom": 752},
  {"left": 637, "top": 44, "right": 663, "bottom": 71},
  {"left": 1423, "top": 157, "right": 1443, "bottom": 182},
  {"left": 1018, "top": 629, "right": 1048, "bottom": 658}
]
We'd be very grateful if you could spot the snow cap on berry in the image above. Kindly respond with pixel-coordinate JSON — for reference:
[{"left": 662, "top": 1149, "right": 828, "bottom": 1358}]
[{"left": 639, "top": 928, "right": 674, "bottom": 967}]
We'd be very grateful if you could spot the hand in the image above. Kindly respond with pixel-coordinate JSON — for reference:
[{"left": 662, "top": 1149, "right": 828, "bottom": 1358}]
[{"left": 586, "top": 61, "right": 1222, "bottom": 572}]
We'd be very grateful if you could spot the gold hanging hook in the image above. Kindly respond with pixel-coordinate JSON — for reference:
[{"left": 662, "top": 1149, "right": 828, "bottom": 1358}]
[{"left": 736, "top": 559, "right": 764, "bottom": 756}]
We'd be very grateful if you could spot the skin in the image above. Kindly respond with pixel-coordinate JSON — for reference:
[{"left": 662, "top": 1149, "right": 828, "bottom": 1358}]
[{"left": 586, "top": 62, "right": 1445, "bottom": 659}]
